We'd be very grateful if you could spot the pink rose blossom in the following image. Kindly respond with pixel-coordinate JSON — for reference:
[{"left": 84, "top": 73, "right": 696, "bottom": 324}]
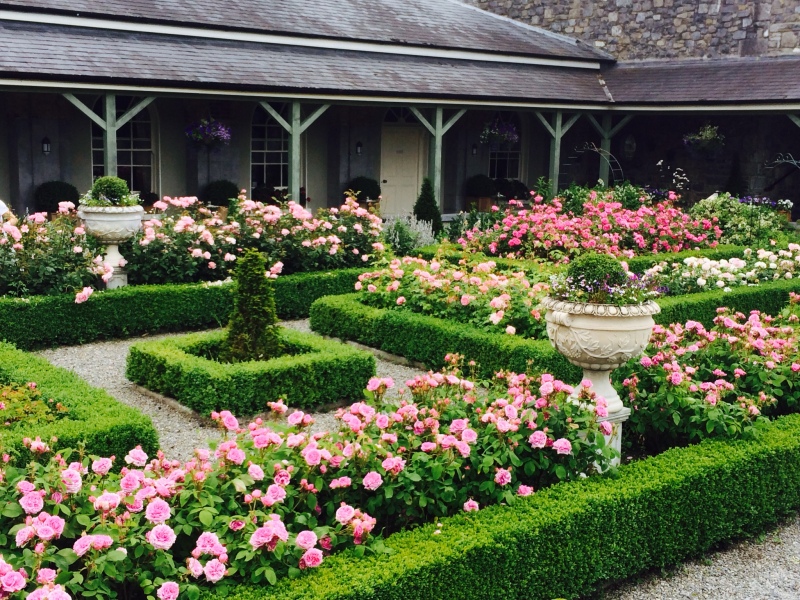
[
  {"left": 248, "top": 464, "right": 265, "bottom": 480},
  {"left": 204, "top": 559, "right": 226, "bottom": 583},
  {"left": 145, "top": 498, "right": 171, "bottom": 524},
  {"left": 91, "top": 457, "right": 113, "bottom": 475},
  {"left": 295, "top": 530, "right": 318, "bottom": 550},
  {"left": 517, "top": 485, "right": 534, "bottom": 497},
  {"left": 125, "top": 446, "right": 148, "bottom": 467},
  {"left": 494, "top": 468, "right": 512, "bottom": 486},
  {"left": 147, "top": 524, "right": 177, "bottom": 550},
  {"left": 156, "top": 581, "right": 180, "bottom": 600},
  {"left": 20, "top": 492, "right": 44, "bottom": 514},
  {"left": 463, "top": 499, "right": 479, "bottom": 512},
  {"left": 362, "top": 471, "right": 383, "bottom": 491},
  {"left": 528, "top": 431, "right": 547, "bottom": 449},
  {"left": 335, "top": 504, "right": 355, "bottom": 524},
  {"left": 552, "top": 438, "right": 573, "bottom": 455},
  {"left": 300, "top": 547, "right": 323, "bottom": 569}
]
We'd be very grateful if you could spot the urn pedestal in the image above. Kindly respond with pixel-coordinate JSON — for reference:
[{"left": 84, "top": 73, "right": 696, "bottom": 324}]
[
  {"left": 541, "top": 296, "right": 660, "bottom": 465},
  {"left": 78, "top": 205, "right": 144, "bottom": 289}
]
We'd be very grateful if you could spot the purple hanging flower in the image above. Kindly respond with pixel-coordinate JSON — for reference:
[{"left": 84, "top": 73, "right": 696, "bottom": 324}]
[{"left": 185, "top": 117, "right": 232, "bottom": 146}]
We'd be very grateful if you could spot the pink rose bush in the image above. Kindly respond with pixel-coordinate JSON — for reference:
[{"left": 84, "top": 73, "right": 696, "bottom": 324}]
[
  {"left": 358, "top": 256, "right": 552, "bottom": 339},
  {"left": 617, "top": 303, "right": 800, "bottom": 451},
  {"left": 0, "top": 358, "right": 613, "bottom": 598},
  {"left": 121, "top": 192, "right": 385, "bottom": 285},
  {"left": 458, "top": 194, "right": 721, "bottom": 262}
]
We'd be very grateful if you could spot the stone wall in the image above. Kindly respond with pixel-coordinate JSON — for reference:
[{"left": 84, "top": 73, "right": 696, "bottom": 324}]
[{"left": 468, "top": 0, "right": 800, "bottom": 59}]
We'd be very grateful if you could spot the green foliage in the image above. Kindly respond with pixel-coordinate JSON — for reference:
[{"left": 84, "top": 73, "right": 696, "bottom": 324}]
[
  {"left": 126, "top": 329, "right": 375, "bottom": 415},
  {"left": 218, "top": 413, "right": 800, "bottom": 600},
  {"left": 412, "top": 178, "right": 442, "bottom": 235},
  {"left": 464, "top": 174, "right": 496, "bottom": 198},
  {"left": 88, "top": 176, "right": 136, "bottom": 206},
  {"left": 346, "top": 177, "right": 382, "bottom": 203},
  {"left": 566, "top": 253, "right": 628, "bottom": 288},
  {"left": 383, "top": 216, "right": 436, "bottom": 257},
  {"left": 33, "top": 180, "right": 80, "bottom": 214},
  {"left": 558, "top": 182, "right": 591, "bottom": 215},
  {"left": 493, "top": 178, "right": 529, "bottom": 200},
  {"left": 689, "top": 193, "right": 785, "bottom": 246},
  {"left": 200, "top": 179, "right": 240, "bottom": 206},
  {"left": 0, "top": 343, "right": 158, "bottom": 461},
  {"left": 0, "top": 381, "right": 69, "bottom": 428},
  {"left": 625, "top": 245, "right": 746, "bottom": 274},
  {"left": 223, "top": 249, "right": 281, "bottom": 363},
  {"left": 0, "top": 269, "right": 366, "bottom": 350}
]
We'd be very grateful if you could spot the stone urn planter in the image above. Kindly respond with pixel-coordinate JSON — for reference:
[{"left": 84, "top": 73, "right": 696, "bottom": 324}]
[
  {"left": 78, "top": 205, "right": 144, "bottom": 289},
  {"left": 541, "top": 296, "right": 661, "bottom": 414}
]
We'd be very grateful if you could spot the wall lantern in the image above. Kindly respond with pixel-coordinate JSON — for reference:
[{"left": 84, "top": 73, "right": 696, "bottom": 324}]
[
  {"left": 623, "top": 134, "right": 637, "bottom": 160},
  {"left": 471, "top": 144, "right": 478, "bottom": 156},
  {"left": 355, "top": 141, "right": 363, "bottom": 156},
  {"left": 41, "top": 137, "right": 51, "bottom": 156}
]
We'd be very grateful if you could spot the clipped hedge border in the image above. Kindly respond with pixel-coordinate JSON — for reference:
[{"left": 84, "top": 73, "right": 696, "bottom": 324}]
[
  {"left": 0, "top": 343, "right": 158, "bottom": 462},
  {"left": 0, "top": 268, "right": 366, "bottom": 350},
  {"left": 126, "top": 328, "right": 376, "bottom": 416},
  {"left": 310, "top": 277, "right": 800, "bottom": 379},
  {"left": 218, "top": 413, "right": 800, "bottom": 600},
  {"left": 414, "top": 244, "right": 746, "bottom": 274}
]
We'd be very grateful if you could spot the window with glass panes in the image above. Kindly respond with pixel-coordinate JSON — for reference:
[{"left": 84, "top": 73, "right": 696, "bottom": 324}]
[
  {"left": 251, "top": 105, "right": 289, "bottom": 189},
  {"left": 92, "top": 96, "right": 154, "bottom": 193},
  {"left": 487, "top": 112, "right": 521, "bottom": 180}
]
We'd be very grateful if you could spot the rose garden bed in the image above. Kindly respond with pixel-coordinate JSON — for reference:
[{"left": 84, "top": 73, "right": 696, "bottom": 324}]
[{"left": 125, "top": 328, "right": 376, "bottom": 415}]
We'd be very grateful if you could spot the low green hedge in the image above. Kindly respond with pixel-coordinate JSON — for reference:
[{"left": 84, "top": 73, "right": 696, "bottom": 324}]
[
  {"left": 126, "top": 328, "right": 376, "bottom": 416},
  {"left": 310, "top": 276, "right": 800, "bottom": 378},
  {"left": 0, "top": 268, "right": 365, "bottom": 350},
  {"left": 0, "top": 343, "right": 158, "bottom": 461},
  {"left": 414, "top": 243, "right": 745, "bottom": 274},
  {"left": 218, "top": 413, "right": 800, "bottom": 600}
]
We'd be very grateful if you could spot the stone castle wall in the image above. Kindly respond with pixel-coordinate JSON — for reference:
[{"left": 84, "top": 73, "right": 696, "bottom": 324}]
[{"left": 468, "top": 0, "right": 800, "bottom": 59}]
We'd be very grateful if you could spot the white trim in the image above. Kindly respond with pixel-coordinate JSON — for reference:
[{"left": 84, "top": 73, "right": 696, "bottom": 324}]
[
  {"left": 0, "top": 10, "right": 601, "bottom": 70},
  {"left": 4, "top": 78, "right": 800, "bottom": 113}
]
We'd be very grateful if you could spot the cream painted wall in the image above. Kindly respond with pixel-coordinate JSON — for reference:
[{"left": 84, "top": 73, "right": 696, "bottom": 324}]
[
  {"left": 156, "top": 99, "right": 188, "bottom": 197},
  {"left": 0, "top": 96, "right": 10, "bottom": 205},
  {"left": 304, "top": 111, "right": 329, "bottom": 206}
]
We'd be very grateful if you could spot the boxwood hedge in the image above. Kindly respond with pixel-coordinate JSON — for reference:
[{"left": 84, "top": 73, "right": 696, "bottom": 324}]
[
  {"left": 126, "top": 328, "right": 376, "bottom": 416},
  {"left": 0, "top": 268, "right": 365, "bottom": 350},
  {"left": 310, "top": 276, "right": 800, "bottom": 379},
  {"left": 0, "top": 343, "right": 158, "bottom": 462},
  {"left": 216, "top": 413, "right": 800, "bottom": 600}
]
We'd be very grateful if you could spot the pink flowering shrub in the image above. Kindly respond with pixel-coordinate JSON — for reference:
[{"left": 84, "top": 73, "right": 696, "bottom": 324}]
[
  {"left": 357, "top": 256, "right": 553, "bottom": 339},
  {"left": 458, "top": 195, "right": 721, "bottom": 262},
  {"left": 617, "top": 305, "right": 800, "bottom": 451},
  {"left": 0, "top": 209, "right": 108, "bottom": 298},
  {"left": 0, "top": 360, "right": 613, "bottom": 598},
  {"left": 121, "top": 193, "right": 385, "bottom": 285}
]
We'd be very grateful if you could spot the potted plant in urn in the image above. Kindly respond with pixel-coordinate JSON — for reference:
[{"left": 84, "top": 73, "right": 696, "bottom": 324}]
[
  {"left": 541, "top": 254, "right": 661, "bottom": 457},
  {"left": 78, "top": 176, "right": 144, "bottom": 289}
]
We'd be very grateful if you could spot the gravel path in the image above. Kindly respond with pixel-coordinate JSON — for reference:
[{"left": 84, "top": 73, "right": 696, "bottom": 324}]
[
  {"left": 36, "top": 320, "right": 424, "bottom": 461},
  {"left": 36, "top": 323, "right": 800, "bottom": 598}
]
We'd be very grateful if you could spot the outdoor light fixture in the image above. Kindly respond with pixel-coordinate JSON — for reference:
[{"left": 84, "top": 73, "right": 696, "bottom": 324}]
[
  {"left": 471, "top": 144, "right": 478, "bottom": 156},
  {"left": 355, "top": 141, "right": 363, "bottom": 155},
  {"left": 41, "top": 137, "right": 51, "bottom": 156}
]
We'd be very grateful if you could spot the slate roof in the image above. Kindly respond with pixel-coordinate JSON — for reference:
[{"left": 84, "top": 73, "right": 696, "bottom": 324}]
[
  {"left": 0, "top": 0, "right": 608, "bottom": 62},
  {"left": 0, "top": 21, "right": 609, "bottom": 103},
  {"left": 603, "top": 57, "right": 800, "bottom": 104}
]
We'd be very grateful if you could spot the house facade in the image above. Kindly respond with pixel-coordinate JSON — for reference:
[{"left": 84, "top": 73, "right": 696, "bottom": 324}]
[{"left": 0, "top": 0, "right": 798, "bottom": 217}]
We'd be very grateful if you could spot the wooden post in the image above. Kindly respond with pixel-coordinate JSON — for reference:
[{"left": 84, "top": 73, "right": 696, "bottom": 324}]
[
  {"left": 598, "top": 114, "right": 613, "bottom": 185},
  {"left": 289, "top": 101, "right": 302, "bottom": 203},
  {"left": 548, "top": 111, "right": 563, "bottom": 197},
  {"left": 790, "top": 115, "right": 800, "bottom": 130},
  {"left": 409, "top": 107, "right": 466, "bottom": 210},
  {"left": 103, "top": 94, "right": 118, "bottom": 176}
]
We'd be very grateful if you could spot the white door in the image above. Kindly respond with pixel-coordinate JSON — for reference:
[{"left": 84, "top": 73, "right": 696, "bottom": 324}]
[{"left": 380, "top": 126, "right": 427, "bottom": 216}]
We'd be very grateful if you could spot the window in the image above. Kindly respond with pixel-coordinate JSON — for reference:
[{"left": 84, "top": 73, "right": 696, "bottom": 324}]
[
  {"left": 486, "top": 112, "right": 521, "bottom": 180},
  {"left": 92, "top": 96, "right": 154, "bottom": 194},
  {"left": 251, "top": 104, "right": 289, "bottom": 189}
]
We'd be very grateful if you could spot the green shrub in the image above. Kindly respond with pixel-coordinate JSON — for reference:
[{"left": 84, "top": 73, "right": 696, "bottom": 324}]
[
  {"left": 412, "top": 178, "right": 442, "bottom": 235},
  {"left": 90, "top": 176, "right": 131, "bottom": 204},
  {"left": 464, "top": 174, "right": 496, "bottom": 197},
  {"left": 346, "top": 177, "right": 381, "bottom": 203},
  {"left": 223, "top": 249, "right": 281, "bottom": 362},
  {"left": 126, "top": 328, "right": 375, "bottom": 415},
  {"left": 218, "top": 413, "right": 800, "bottom": 600},
  {"left": 200, "top": 179, "right": 240, "bottom": 206},
  {"left": 493, "top": 178, "right": 529, "bottom": 200},
  {"left": 566, "top": 253, "right": 627, "bottom": 287},
  {"left": 33, "top": 180, "right": 80, "bottom": 214},
  {"left": 0, "top": 268, "right": 367, "bottom": 350},
  {"left": 689, "top": 193, "right": 785, "bottom": 246},
  {"left": 0, "top": 343, "right": 157, "bottom": 461}
]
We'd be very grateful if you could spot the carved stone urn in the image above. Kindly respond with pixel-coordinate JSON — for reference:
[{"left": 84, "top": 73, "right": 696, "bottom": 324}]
[
  {"left": 541, "top": 296, "right": 661, "bottom": 415},
  {"left": 78, "top": 205, "right": 144, "bottom": 289}
]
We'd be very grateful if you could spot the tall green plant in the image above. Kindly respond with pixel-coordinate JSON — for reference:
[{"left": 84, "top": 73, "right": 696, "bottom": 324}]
[
  {"left": 413, "top": 178, "right": 442, "bottom": 235},
  {"left": 223, "top": 249, "right": 281, "bottom": 362}
]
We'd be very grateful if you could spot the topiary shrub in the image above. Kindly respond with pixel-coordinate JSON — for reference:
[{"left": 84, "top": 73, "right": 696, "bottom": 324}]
[
  {"left": 464, "top": 174, "right": 497, "bottom": 197},
  {"left": 90, "top": 176, "right": 131, "bottom": 204},
  {"left": 200, "top": 179, "right": 240, "bottom": 207},
  {"left": 412, "top": 178, "right": 442, "bottom": 235},
  {"left": 494, "top": 178, "right": 529, "bottom": 200},
  {"left": 222, "top": 249, "right": 282, "bottom": 363},
  {"left": 567, "top": 253, "right": 628, "bottom": 288},
  {"left": 33, "top": 180, "right": 80, "bottom": 214},
  {"left": 345, "top": 176, "right": 381, "bottom": 203}
]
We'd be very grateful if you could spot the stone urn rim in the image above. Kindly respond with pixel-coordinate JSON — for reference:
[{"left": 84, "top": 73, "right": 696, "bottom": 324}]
[
  {"left": 78, "top": 204, "right": 145, "bottom": 214},
  {"left": 541, "top": 295, "right": 661, "bottom": 317}
]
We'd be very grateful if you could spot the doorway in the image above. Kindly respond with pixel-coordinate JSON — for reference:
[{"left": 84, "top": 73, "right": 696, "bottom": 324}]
[{"left": 379, "top": 125, "right": 427, "bottom": 216}]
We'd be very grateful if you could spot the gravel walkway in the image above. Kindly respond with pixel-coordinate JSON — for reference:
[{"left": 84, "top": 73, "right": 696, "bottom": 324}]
[{"left": 36, "top": 323, "right": 800, "bottom": 598}]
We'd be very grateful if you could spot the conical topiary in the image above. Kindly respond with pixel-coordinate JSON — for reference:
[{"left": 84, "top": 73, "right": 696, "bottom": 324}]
[
  {"left": 413, "top": 178, "right": 442, "bottom": 235},
  {"left": 222, "top": 249, "right": 282, "bottom": 363}
]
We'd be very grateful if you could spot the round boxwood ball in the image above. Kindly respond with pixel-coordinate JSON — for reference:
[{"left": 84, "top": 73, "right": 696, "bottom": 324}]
[{"left": 567, "top": 253, "right": 627, "bottom": 288}]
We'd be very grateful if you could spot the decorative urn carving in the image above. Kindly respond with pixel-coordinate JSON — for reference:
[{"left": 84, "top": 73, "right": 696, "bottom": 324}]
[{"left": 78, "top": 205, "right": 144, "bottom": 289}]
